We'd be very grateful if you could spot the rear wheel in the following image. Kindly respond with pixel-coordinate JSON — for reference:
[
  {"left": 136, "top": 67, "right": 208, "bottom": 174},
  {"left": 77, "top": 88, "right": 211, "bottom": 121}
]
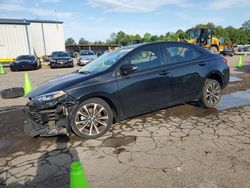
[
  {"left": 71, "top": 98, "right": 113, "bottom": 139},
  {"left": 200, "top": 79, "right": 221, "bottom": 108}
]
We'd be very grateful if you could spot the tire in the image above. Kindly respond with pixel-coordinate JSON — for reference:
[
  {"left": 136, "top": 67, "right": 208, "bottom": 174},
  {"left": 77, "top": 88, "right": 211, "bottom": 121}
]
[
  {"left": 1, "top": 87, "right": 24, "bottom": 99},
  {"left": 50, "top": 64, "right": 54, "bottom": 69},
  {"left": 210, "top": 46, "right": 218, "bottom": 54},
  {"left": 71, "top": 98, "right": 113, "bottom": 139},
  {"left": 200, "top": 79, "right": 221, "bottom": 108}
]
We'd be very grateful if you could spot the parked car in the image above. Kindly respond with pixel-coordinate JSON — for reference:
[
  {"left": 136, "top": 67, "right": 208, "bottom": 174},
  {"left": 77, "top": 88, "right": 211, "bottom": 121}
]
[
  {"left": 42, "top": 55, "right": 51, "bottom": 62},
  {"left": 10, "top": 55, "right": 41, "bottom": 71},
  {"left": 220, "top": 48, "right": 234, "bottom": 56},
  {"left": 50, "top": 51, "right": 74, "bottom": 68},
  {"left": 238, "top": 46, "right": 250, "bottom": 52},
  {"left": 24, "top": 42, "right": 229, "bottom": 139},
  {"left": 77, "top": 50, "right": 98, "bottom": 66}
]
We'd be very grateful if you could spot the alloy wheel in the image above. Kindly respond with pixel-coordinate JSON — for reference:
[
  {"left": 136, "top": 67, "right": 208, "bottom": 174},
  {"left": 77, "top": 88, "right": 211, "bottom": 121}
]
[
  {"left": 205, "top": 81, "right": 221, "bottom": 105},
  {"left": 74, "top": 103, "right": 109, "bottom": 136}
]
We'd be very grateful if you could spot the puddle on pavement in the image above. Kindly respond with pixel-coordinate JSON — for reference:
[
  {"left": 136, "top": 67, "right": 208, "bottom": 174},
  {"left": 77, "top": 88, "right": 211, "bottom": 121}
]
[
  {"left": 216, "top": 89, "right": 250, "bottom": 111},
  {"left": 102, "top": 135, "right": 136, "bottom": 148},
  {"left": 229, "top": 76, "right": 242, "bottom": 83}
]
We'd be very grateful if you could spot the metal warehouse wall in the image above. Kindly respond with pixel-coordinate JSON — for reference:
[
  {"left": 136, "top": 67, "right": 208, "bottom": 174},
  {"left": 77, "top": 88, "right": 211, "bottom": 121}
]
[
  {"left": 43, "top": 23, "right": 65, "bottom": 55},
  {"left": 0, "top": 19, "right": 65, "bottom": 59},
  {"left": 29, "top": 22, "right": 65, "bottom": 56},
  {"left": 29, "top": 23, "right": 45, "bottom": 56},
  {"left": 0, "top": 24, "right": 31, "bottom": 58}
]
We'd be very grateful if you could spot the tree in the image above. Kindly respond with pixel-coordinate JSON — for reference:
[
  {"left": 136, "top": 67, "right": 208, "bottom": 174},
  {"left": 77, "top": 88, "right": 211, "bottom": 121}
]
[
  {"left": 150, "top": 35, "right": 158, "bottom": 42},
  {"left": 242, "top": 20, "right": 250, "bottom": 31},
  {"left": 110, "top": 33, "right": 117, "bottom": 43},
  {"left": 79, "top": 37, "right": 89, "bottom": 45},
  {"left": 65, "top": 38, "right": 75, "bottom": 46},
  {"left": 115, "top": 31, "right": 126, "bottom": 44},
  {"left": 133, "top": 34, "right": 142, "bottom": 44},
  {"left": 143, "top": 33, "right": 152, "bottom": 42}
]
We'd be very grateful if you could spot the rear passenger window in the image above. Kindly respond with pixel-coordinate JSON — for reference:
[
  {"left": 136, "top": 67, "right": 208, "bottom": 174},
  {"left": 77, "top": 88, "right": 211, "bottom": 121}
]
[{"left": 164, "top": 45, "right": 201, "bottom": 63}]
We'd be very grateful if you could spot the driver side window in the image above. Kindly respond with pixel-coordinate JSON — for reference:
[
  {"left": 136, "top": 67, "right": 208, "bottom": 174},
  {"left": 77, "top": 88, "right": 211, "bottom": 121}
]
[{"left": 124, "top": 45, "right": 164, "bottom": 72}]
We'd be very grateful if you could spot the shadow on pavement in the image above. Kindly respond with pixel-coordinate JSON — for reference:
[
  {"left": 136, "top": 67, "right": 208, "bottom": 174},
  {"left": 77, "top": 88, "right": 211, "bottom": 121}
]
[{"left": 1, "top": 136, "right": 79, "bottom": 188}]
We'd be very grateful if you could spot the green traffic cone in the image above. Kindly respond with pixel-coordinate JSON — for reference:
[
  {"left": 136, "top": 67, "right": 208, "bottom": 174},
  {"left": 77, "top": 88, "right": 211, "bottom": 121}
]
[
  {"left": 0, "top": 64, "right": 5, "bottom": 74},
  {"left": 24, "top": 72, "right": 33, "bottom": 95},
  {"left": 70, "top": 162, "right": 88, "bottom": 188},
  {"left": 236, "top": 55, "right": 243, "bottom": 68}
]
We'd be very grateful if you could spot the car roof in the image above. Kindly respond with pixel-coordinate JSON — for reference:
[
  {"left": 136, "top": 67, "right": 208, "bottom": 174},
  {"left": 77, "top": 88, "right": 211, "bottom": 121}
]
[
  {"left": 17, "top": 55, "right": 35, "bottom": 57},
  {"left": 121, "top": 41, "right": 210, "bottom": 54}
]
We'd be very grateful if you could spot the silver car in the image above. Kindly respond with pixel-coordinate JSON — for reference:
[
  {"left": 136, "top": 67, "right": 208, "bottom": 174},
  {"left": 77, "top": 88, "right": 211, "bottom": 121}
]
[{"left": 77, "top": 50, "right": 98, "bottom": 66}]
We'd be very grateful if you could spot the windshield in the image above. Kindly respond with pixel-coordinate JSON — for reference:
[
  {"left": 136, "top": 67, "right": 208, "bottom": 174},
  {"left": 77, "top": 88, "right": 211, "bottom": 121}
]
[
  {"left": 188, "top": 29, "right": 201, "bottom": 40},
  {"left": 80, "top": 51, "right": 95, "bottom": 56},
  {"left": 16, "top": 55, "right": 35, "bottom": 61},
  {"left": 52, "top": 52, "right": 69, "bottom": 58},
  {"left": 79, "top": 48, "right": 133, "bottom": 73}
]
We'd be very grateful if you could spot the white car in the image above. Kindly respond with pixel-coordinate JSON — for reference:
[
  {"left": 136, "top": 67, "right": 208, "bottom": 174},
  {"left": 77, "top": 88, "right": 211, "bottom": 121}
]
[{"left": 77, "top": 50, "right": 98, "bottom": 66}]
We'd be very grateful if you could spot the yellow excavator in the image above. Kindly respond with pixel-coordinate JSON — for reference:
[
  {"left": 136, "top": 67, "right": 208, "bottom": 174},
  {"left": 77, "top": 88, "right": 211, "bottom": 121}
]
[{"left": 184, "top": 27, "right": 234, "bottom": 55}]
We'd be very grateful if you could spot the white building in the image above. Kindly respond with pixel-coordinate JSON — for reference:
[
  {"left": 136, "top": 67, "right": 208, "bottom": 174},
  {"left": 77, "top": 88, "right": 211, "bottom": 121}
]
[{"left": 0, "top": 18, "right": 65, "bottom": 59}]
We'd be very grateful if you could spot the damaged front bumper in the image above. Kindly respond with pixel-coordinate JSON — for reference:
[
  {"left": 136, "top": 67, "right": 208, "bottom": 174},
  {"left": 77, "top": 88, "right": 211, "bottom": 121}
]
[{"left": 24, "top": 93, "right": 78, "bottom": 137}]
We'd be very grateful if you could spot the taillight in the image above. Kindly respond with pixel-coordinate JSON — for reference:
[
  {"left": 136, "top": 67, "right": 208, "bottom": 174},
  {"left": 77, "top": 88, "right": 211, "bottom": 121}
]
[{"left": 222, "top": 58, "right": 227, "bottom": 64}]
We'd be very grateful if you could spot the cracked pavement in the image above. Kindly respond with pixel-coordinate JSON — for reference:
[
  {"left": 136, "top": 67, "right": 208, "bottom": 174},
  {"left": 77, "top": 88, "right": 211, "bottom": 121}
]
[{"left": 1, "top": 104, "right": 250, "bottom": 188}]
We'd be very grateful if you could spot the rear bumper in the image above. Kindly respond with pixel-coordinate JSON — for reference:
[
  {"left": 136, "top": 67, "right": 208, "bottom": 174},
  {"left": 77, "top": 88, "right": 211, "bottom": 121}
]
[{"left": 24, "top": 95, "right": 78, "bottom": 137}]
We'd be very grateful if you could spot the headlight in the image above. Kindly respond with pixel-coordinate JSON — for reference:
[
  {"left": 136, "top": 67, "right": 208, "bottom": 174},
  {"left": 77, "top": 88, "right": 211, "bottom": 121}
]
[
  {"left": 36, "top": 91, "right": 66, "bottom": 102},
  {"left": 51, "top": 60, "right": 56, "bottom": 63}
]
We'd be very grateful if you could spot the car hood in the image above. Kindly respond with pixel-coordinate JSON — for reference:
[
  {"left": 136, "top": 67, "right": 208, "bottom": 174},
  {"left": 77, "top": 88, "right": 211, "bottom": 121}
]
[
  {"left": 26, "top": 72, "right": 91, "bottom": 98},
  {"left": 79, "top": 55, "right": 97, "bottom": 60}
]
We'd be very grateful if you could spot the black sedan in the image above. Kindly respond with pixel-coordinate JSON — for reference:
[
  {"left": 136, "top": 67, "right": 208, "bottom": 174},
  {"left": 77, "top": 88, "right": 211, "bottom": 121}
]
[
  {"left": 10, "top": 55, "right": 41, "bottom": 71},
  {"left": 24, "top": 42, "right": 229, "bottom": 139},
  {"left": 50, "top": 51, "right": 74, "bottom": 68}
]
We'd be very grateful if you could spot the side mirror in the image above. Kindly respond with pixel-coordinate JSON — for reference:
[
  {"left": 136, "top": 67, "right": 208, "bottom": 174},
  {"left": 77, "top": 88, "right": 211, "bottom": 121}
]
[{"left": 120, "top": 64, "right": 138, "bottom": 76}]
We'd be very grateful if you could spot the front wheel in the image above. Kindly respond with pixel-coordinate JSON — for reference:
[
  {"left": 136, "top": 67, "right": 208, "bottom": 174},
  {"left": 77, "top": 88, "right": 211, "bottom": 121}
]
[
  {"left": 71, "top": 98, "right": 113, "bottom": 139},
  {"left": 200, "top": 79, "right": 221, "bottom": 108}
]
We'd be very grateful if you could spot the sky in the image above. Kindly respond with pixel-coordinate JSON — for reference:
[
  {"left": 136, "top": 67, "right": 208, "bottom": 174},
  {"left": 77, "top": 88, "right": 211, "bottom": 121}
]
[{"left": 0, "top": 0, "right": 250, "bottom": 42}]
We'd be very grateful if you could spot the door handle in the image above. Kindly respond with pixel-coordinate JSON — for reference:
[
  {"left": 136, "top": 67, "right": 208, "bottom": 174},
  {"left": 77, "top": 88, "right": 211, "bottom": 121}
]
[
  {"left": 159, "top": 70, "right": 169, "bottom": 76},
  {"left": 199, "top": 62, "right": 207, "bottom": 66}
]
